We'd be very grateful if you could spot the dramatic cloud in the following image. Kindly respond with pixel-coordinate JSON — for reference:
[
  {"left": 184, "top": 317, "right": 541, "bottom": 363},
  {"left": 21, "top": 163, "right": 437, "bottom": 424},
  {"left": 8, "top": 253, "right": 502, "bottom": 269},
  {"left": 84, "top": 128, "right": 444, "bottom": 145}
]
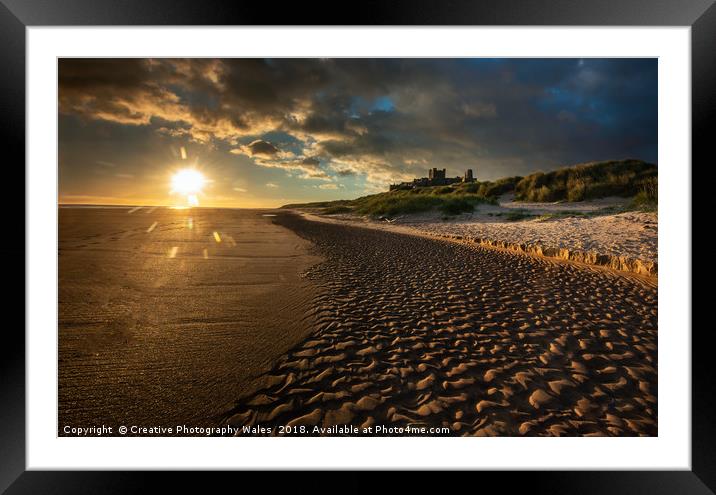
[
  {"left": 301, "top": 157, "right": 320, "bottom": 167},
  {"left": 59, "top": 58, "right": 657, "bottom": 192},
  {"left": 234, "top": 140, "right": 280, "bottom": 156}
]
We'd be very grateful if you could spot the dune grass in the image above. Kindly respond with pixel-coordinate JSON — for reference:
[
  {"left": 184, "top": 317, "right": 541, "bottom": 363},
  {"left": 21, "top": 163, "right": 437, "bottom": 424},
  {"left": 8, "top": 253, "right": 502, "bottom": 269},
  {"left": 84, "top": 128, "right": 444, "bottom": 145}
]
[
  {"left": 350, "top": 189, "right": 494, "bottom": 217},
  {"left": 513, "top": 159, "right": 657, "bottom": 203},
  {"left": 502, "top": 209, "right": 536, "bottom": 222},
  {"left": 321, "top": 205, "right": 354, "bottom": 214},
  {"left": 281, "top": 159, "right": 657, "bottom": 217},
  {"left": 630, "top": 176, "right": 658, "bottom": 212}
]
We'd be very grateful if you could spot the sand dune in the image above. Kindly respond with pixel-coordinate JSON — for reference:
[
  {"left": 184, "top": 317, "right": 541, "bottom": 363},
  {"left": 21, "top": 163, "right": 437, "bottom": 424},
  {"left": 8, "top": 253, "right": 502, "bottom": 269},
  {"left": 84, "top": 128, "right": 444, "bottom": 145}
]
[
  {"left": 222, "top": 212, "right": 657, "bottom": 436},
  {"left": 301, "top": 195, "right": 658, "bottom": 275}
]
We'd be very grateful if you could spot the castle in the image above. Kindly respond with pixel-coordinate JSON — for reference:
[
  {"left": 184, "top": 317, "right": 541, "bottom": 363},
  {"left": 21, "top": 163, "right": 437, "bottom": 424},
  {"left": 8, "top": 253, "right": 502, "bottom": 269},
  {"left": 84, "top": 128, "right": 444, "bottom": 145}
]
[{"left": 389, "top": 168, "right": 476, "bottom": 191}]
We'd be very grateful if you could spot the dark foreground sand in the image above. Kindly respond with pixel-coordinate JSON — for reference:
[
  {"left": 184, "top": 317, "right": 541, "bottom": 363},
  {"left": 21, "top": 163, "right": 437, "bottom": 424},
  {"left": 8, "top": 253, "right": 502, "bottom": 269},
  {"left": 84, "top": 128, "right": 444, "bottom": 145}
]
[
  {"left": 222, "top": 212, "right": 657, "bottom": 436},
  {"left": 59, "top": 207, "right": 320, "bottom": 432}
]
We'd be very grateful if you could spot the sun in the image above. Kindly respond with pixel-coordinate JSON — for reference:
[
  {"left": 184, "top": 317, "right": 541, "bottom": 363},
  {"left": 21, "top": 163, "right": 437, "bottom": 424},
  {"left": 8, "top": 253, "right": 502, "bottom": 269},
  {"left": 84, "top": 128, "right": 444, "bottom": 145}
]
[
  {"left": 171, "top": 169, "right": 206, "bottom": 195},
  {"left": 170, "top": 168, "right": 206, "bottom": 207}
]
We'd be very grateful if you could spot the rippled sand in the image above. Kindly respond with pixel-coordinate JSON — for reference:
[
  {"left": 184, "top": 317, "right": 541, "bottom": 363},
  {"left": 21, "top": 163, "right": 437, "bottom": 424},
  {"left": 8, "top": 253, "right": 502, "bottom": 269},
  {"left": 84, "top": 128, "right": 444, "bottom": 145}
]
[{"left": 223, "top": 212, "right": 657, "bottom": 436}]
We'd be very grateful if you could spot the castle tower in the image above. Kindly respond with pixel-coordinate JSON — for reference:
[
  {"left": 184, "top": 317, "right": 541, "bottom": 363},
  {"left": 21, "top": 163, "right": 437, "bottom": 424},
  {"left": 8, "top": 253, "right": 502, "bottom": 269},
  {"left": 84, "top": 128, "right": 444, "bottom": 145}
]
[
  {"left": 464, "top": 169, "right": 474, "bottom": 182},
  {"left": 428, "top": 168, "right": 447, "bottom": 183}
]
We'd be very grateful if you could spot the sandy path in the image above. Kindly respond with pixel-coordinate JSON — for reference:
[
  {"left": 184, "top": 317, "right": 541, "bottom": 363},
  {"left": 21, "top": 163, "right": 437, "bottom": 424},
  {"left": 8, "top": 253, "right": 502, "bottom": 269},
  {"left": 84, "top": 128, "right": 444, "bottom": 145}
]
[
  {"left": 223, "top": 213, "right": 657, "bottom": 436},
  {"left": 59, "top": 207, "right": 320, "bottom": 432}
]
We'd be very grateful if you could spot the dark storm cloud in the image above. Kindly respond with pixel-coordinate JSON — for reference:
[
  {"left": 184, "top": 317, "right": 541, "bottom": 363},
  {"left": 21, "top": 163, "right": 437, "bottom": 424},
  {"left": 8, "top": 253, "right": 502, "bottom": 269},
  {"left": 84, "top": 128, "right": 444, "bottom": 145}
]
[
  {"left": 59, "top": 58, "right": 657, "bottom": 184},
  {"left": 245, "top": 140, "right": 279, "bottom": 156},
  {"left": 301, "top": 157, "right": 320, "bottom": 167}
]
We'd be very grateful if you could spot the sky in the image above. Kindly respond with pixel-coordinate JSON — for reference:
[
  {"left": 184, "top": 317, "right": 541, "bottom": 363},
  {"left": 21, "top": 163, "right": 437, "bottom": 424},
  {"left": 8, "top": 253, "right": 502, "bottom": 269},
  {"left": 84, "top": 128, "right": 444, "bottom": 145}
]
[{"left": 58, "top": 58, "right": 657, "bottom": 208}]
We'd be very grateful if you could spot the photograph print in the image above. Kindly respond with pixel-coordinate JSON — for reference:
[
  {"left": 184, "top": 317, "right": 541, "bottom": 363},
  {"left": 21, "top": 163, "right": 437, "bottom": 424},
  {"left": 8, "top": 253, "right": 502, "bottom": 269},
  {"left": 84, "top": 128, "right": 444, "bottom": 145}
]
[{"left": 58, "top": 58, "right": 658, "bottom": 437}]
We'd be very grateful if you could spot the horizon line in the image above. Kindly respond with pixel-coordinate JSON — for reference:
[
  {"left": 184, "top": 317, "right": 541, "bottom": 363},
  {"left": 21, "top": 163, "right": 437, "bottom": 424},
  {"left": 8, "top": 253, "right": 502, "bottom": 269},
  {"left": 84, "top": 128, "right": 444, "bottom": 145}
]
[{"left": 58, "top": 203, "right": 287, "bottom": 210}]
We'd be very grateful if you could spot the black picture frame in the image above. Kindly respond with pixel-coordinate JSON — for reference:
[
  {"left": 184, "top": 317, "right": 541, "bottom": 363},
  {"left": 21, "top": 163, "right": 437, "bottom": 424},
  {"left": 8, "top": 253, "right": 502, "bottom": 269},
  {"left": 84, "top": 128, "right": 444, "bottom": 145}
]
[{"left": 1, "top": 0, "right": 709, "bottom": 492}]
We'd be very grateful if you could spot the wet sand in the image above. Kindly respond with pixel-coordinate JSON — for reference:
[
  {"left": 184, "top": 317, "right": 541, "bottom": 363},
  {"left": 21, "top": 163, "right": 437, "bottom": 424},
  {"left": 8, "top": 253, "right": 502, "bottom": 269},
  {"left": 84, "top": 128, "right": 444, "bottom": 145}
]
[
  {"left": 223, "top": 212, "right": 657, "bottom": 436},
  {"left": 59, "top": 207, "right": 320, "bottom": 433}
]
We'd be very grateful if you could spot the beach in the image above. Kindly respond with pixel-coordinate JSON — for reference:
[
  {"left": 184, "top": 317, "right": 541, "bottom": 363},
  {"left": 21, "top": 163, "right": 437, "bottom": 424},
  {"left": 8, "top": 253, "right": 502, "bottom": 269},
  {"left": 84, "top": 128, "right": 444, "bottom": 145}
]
[
  {"left": 223, "top": 212, "right": 657, "bottom": 436},
  {"left": 299, "top": 195, "right": 658, "bottom": 276},
  {"left": 59, "top": 207, "right": 657, "bottom": 436},
  {"left": 58, "top": 207, "right": 320, "bottom": 432}
]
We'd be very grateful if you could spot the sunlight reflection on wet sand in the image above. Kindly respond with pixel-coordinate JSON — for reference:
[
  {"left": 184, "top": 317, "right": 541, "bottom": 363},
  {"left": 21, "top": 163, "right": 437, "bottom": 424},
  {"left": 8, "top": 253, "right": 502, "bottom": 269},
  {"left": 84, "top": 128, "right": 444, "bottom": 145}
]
[{"left": 58, "top": 208, "right": 321, "bottom": 430}]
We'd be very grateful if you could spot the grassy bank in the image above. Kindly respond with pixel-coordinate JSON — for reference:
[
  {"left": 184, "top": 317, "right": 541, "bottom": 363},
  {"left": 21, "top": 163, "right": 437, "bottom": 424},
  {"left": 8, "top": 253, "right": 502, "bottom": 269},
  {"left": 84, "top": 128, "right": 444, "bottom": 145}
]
[
  {"left": 513, "top": 159, "right": 657, "bottom": 203},
  {"left": 283, "top": 186, "right": 496, "bottom": 217},
  {"left": 282, "top": 159, "right": 657, "bottom": 218}
]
